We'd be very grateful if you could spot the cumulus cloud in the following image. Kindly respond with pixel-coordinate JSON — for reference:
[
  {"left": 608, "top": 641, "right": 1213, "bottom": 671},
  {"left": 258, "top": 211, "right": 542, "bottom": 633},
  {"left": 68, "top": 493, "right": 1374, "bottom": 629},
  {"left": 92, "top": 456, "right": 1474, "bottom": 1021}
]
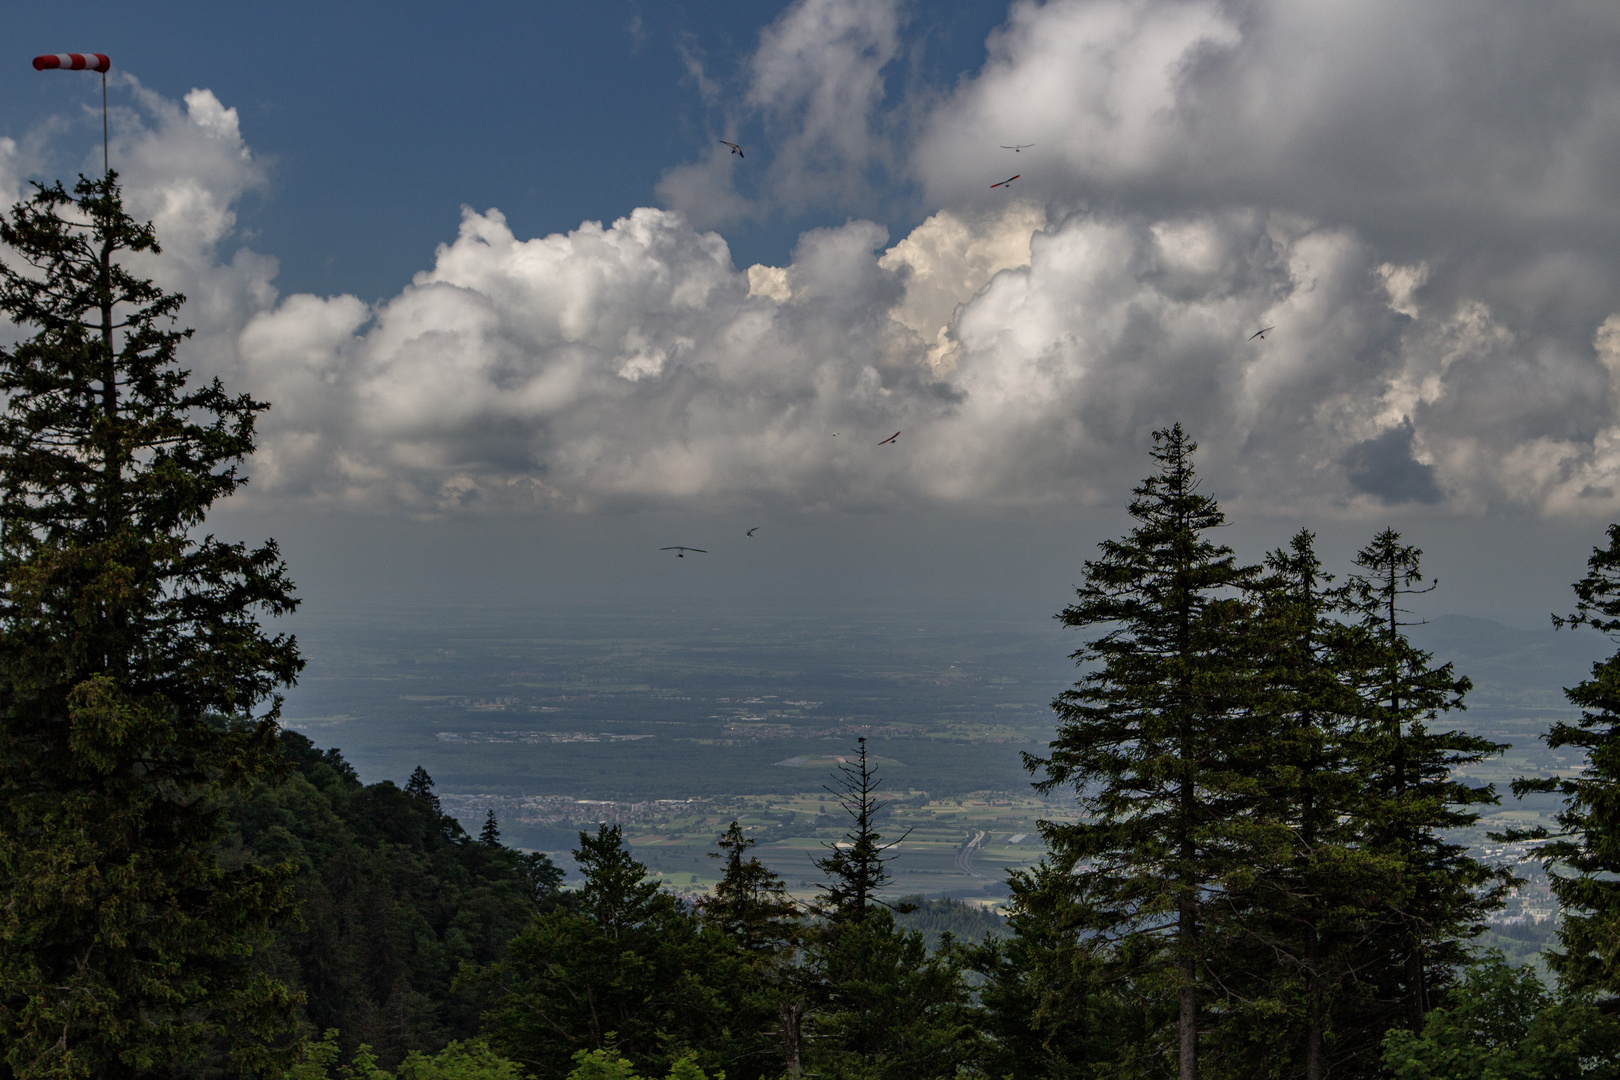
[
  {"left": 0, "top": 77, "right": 278, "bottom": 360},
  {"left": 113, "top": 81, "right": 278, "bottom": 360},
  {"left": 228, "top": 198, "right": 1620, "bottom": 519},
  {"left": 242, "top": 207, "right": 932, "bottom": 512},
  {"left": 21, "top": 1, "right": 1620, "bottom": 521},
  {"left": 747, "top": 0, "right": 905, "bottom": 212},
  {"left": 914, "top": 0, "right": 1620, "bottom": 245}
]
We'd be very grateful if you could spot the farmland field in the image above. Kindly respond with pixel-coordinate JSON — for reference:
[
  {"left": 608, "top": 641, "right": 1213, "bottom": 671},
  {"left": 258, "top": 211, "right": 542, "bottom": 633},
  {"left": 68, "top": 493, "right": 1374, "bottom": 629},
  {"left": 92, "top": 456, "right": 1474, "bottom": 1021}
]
[{"left": 281, "top": 602, "right": 1607, "bottom": 907}]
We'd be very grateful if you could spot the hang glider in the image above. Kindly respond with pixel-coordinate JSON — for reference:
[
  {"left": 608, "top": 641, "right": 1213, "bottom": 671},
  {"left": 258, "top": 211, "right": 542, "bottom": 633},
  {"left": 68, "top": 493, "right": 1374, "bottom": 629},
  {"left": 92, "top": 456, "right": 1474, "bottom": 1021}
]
[
  {"left": 659, "top": 546, "right": 708, "bottom": 558},
  {"left": 878, "top": 432, "right": 901, "bottom": 445},
  {"left": 999, "top": 143, "right": 1035, "bottom": 152},
  {"left": 1249, "top": 326, "right": 1275, "bottom": 341},
  {"left": 991, "top": 175, "right": 1020, "bottom": 189},
  {"left": 720, "top": 140, "right": 744, "bottom": 158}
]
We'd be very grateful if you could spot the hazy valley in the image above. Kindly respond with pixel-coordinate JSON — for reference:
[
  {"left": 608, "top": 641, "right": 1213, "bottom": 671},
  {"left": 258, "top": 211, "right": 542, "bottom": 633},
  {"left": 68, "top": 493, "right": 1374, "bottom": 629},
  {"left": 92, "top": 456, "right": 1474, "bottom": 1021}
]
[{"left": 280, "top": 601, "right": 1608, "bottom": 930}]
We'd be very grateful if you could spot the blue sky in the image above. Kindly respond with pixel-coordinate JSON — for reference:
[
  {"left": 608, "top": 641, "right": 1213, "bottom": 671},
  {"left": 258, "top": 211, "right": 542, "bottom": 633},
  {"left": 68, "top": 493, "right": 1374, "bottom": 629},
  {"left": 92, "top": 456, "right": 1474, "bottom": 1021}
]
[
  {"left": 6, "top": 1, "right": 1620, "bottom": 627},
  {"left": 6, "top": 2, "right": 1004, "bottom": 300}
]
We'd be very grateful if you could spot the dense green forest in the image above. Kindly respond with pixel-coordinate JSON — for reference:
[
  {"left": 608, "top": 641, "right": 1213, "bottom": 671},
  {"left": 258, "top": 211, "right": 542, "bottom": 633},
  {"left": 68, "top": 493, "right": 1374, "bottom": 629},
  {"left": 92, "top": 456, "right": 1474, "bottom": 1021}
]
[{"left": 7, "top": 176, "right": 1620, "bottom": 1080}]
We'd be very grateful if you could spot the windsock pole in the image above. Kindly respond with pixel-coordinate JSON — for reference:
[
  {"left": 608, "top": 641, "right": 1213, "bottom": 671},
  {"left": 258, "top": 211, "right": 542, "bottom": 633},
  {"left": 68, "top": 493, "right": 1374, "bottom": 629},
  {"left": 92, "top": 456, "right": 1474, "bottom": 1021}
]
[{"left": 32, "top": 54, "right": 113, "bottom": 177}]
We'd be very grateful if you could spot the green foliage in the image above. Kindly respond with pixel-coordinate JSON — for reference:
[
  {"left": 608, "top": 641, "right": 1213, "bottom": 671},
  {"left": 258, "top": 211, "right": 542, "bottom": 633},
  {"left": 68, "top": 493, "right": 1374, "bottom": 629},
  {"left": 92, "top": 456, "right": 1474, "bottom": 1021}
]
[
  {"left": 971, "top": 858, "right": 1152, "bottom": 1080},
  {"left": 1208, "top": 530, "right": 1389, "bottom": 1078},
  {"left": 1023, "top": 432, "right": 1509, "bottom": 1078},
  {"left": 892, "top": 895, "right": 1005, "bottom": 950},
  {"left": 396, "top": 1039, "right": 526, "bottom": 1080},
  {"left": 1345, "top": 530, "right": 1511, "bottom": 1032},
  {"left": 565, "top": 1048, "right": 719, "bottom": 1080},
  {"left": 800, "top": 908, "right": 977, "bottom": 1080},
  {"left": 479, "top": 826, "right": 751, "bottom": 1080},
  {"left": 702, "top": 821, "right": 801, "bottom": 954},
  {"left": 1198, "top": 528, "right": 1509, "bottom": 1078},
  {"left": 566, "top": 1049, "right": 641, "bottom": 1080},
  {"left": 0, "top": 174, "right": 302, "bottom": 1078},
  {"left": 699, "top": 822, "right": 808, "bottom": 1080},
  {"left": 292, "top": 1030, "right": 524, "bottom": 1080},
  {"left": 1512, "top": 522, "right": 1620, "bottom": 996},
  {"left": 1381, "top": 954, "right": 1620, "bottom": 1079},
  {"left": 574, "top": 822, "right": 663, "bottom": 936},
  {"left": 230, "top": 736, "right": 557, "bottom": 1069},
  {"left": 479, "top": 809, "right": 501, "bottom": 847}
]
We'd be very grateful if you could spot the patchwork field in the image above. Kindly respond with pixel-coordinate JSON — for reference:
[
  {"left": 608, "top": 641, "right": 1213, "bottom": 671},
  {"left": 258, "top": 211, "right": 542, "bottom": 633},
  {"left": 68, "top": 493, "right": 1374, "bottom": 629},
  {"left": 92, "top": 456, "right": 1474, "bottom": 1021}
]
[{"left": 282, "top": 602, "right": 1607, "bottom": 914}]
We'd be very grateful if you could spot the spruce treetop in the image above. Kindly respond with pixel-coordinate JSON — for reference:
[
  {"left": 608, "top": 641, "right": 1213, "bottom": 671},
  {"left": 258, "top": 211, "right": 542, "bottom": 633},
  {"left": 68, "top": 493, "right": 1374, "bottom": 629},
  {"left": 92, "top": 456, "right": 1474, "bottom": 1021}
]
[
  {"left": 481, "top": 808, "right": 502, "bottom": 847},
  {"left": 576, "top": 824, "right": 662, "bottom": 936},
  {"left": 814, "top": 737, "right": 913, "bottom": 923},
  {"left": 703, "top": 820, "right": 801, "bottom": 953}
]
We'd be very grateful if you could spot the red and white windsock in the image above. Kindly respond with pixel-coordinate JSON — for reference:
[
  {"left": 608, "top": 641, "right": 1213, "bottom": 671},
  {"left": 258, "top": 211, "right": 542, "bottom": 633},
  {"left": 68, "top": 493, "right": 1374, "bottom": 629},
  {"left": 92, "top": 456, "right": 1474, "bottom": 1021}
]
[{"left": 33, "top": 54, "right": 111, "bottom": 73}]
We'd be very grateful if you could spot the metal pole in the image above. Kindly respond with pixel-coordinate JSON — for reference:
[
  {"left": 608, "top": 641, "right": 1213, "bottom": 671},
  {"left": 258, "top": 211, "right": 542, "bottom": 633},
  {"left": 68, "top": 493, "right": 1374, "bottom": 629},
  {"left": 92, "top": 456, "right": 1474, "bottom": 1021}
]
[{"left": 101, "top": 70, "right": 108, "bottom": 177}]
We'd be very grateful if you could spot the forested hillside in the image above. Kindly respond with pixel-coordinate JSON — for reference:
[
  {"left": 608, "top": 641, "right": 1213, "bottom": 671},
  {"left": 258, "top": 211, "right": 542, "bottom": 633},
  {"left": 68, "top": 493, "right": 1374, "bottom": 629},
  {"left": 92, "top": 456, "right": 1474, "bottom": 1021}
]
[{"left": 228, "top": 733, "right": 560, "bottom": 1066}]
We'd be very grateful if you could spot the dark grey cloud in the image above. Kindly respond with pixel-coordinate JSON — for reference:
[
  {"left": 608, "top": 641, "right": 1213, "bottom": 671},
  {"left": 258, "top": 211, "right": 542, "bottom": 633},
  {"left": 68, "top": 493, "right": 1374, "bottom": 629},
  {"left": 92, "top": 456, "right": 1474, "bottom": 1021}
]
[{"left": 1344, "top": 419, "right": 1443, "bottom": 505}]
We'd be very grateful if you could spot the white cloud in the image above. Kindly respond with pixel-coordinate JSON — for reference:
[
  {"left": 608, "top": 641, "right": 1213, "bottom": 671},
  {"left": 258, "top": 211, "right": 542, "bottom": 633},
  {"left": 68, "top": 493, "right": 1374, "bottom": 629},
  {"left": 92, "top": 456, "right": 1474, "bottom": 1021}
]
[
  {"left": 223, "top": 196, "right": 1620, "bottom": 520},
  {"left": 879, "top": 201, "right": 1047, "bottom": 373},
  {"left": 914, "top": 0, "right": 1620, "bottom": 246}
]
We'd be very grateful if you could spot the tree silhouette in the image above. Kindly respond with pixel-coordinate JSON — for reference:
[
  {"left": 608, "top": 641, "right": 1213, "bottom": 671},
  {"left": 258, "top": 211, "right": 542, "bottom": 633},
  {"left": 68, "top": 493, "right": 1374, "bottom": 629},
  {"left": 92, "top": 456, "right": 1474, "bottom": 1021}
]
[
  {"left": 1029, "top": 424, "right": 1257, "bottom": 1080},
  {"left": 704, "top": 820, "right": 800, "bottom": 952},
  {"left": 1512, "top": 522, "right": 1620, "bottom": 996},
  {"left": 814, "top": 737, "right": 913, "bottom": 923},
  {"left": 1346, "top": 529, "right": 1508, "bottom": 1031},
  {"left": 0, "top": 174, "right": 303, "bottom": 1078},
  {"left": 406, "top": 764, "right": 442, "bottom": 814}
]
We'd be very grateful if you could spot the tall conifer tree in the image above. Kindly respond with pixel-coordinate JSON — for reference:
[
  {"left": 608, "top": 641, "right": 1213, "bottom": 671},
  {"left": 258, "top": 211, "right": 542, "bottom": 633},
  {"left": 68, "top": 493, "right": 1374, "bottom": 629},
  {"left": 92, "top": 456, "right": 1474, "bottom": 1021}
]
[
  {"left": 0, "top": 175, "right": 303, "bottom": 1077},
  {"left": 1220, "top": 531, "right": 1394, "bottom": 1078},
  {"left": 1030, "top": 424, "right": 1257, "bottom": 1080},
  {"left": 704, "top": 821, "right": 801, "bottom": 954},
  {"left": 1345, "top": 529, "right": 1508, "bottom": 1030},
  {"left": 703, "top": 822, "right": 805, "bottom": 1078},
  {"left": 814, "top": 738, "right": 910, "bottom": 924},
  {"left": 1514, "top": 523, "right": 1620, "bottom": 994}
]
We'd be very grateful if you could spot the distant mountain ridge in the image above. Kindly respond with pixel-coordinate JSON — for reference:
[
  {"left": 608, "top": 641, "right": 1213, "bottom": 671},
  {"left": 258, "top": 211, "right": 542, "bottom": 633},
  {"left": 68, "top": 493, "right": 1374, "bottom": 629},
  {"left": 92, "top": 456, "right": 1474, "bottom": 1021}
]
[{"left": 1409, "top": 614, "right": 1612, "bottom": 714}]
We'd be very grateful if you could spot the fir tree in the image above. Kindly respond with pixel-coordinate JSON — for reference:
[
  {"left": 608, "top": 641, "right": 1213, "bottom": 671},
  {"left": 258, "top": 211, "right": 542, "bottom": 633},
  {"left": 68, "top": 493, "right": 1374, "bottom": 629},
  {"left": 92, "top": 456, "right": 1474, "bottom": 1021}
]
[
  {"left": 703, "top": 822, "right": 805, "bottom": 1078},
  {"left": 481, "top": 808, "right": 502, "bottom": 847},
  {"left": 1345, "top": 529, "right": 1509, "bottom": 1030},
  {"left": 406, "top": 764, "right": 442, "bottom": 814},
  {"left": 972, "top": 857, "right": 1146, "bottom": 1080},
  {"left": 1513, "top": 523, "right": 1620, "bottom": 995},
  {"left": 520, "top": 850, "right": 566, "bottom": 908},
  {"left": 703, "top": 820, "right": 800, "bottom": 954},
  {"left": 1217, "top": 531, "right": 1394, "bottom": 1078},
  {"left": 0, "top": 175, "right": 303, "bottom": 1077},
  {"left": 482, "top": 826, "right": 747, "bottom": 1079},
  {"left": 800, "top": 907, "right": 977, "bottom": 1080},
  {"left": 575, "top": 823, "right": 661, "bottom": 938},
  {"left": 814, "top": 738, "right": 912, "bottom": 924},
  {"left": 1028, "top": 423, "right": 1258, "bottom": 1080}
]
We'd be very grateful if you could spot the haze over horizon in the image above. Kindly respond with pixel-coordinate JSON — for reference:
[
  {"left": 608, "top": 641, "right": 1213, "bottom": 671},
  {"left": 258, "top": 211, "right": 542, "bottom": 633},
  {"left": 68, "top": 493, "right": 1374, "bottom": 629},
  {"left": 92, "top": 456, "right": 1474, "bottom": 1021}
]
[{"left": 7, "top": 1, "right": 1620, "bottom": 634}]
